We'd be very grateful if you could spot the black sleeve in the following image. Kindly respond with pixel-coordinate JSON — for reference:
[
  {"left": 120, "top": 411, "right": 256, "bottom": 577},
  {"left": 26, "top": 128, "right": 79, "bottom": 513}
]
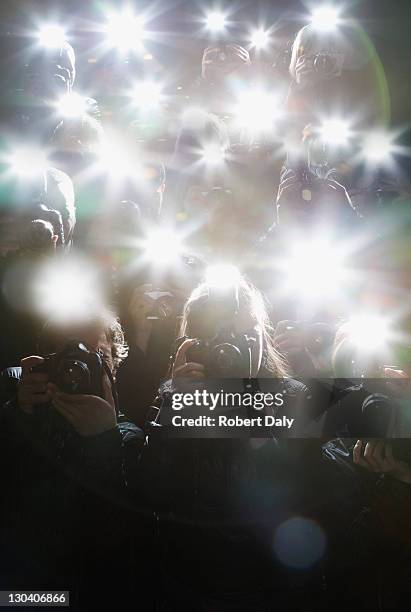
[{"left": 79, "top": 422, "right": 144, "bottom": 504}]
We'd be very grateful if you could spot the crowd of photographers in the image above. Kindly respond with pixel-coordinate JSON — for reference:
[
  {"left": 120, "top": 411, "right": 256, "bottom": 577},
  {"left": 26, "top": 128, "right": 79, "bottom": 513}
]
[{"left": 0, "top": 11, "right": 411, "bottom": 611}]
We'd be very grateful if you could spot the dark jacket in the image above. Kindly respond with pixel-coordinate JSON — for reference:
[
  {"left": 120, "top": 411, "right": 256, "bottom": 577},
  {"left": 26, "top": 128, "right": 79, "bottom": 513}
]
[{"left": 0, "top": 368, "right": 144, "bottom": 610}]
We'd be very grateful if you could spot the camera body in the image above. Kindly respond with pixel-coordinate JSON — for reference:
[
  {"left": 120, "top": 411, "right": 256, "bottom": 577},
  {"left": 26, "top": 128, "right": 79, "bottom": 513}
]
[
  {"left": 313, "top": 53, "right": 344, "bottom": 78},
  {"left": 145, "top": 290, "right": 174, "bottom": 321},
  {"left": 186, "top": 331, "right": 255, "bottom": 377},
  {"left": 33, "top": 342, "right": 105, "bottom": 397}
]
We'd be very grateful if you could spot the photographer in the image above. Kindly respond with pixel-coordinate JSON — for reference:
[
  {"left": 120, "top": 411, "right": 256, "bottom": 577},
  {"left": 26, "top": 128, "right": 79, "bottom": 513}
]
[
  {"left": 274, "top": 320, "right": 335, "bottom": 378},
  {"left": 280, "top": 20, "right": 386, "bottom": 217},
  {"left": 0, "top": 203, "right": 64, "bottom": 371},
  {"left": 189, "top": 43, "right": 252, "bottom": 116},
  {"left": 323, "top": 321, "right": 411, "bottom": 438},
  {"left": 0, "top": 312, "right": 144, "bottom": 607},
  {"left": 117, "top": 256, "right": 204, "bottom": 427},
  {"left": 137, "top": 275, "right": 339, "bottom": 609},
  {"left": 287, "top": 22, "right": 384, "bottom": 143},
  {"left": 321, "top": 437, "right": 411, "bottom": 607}
]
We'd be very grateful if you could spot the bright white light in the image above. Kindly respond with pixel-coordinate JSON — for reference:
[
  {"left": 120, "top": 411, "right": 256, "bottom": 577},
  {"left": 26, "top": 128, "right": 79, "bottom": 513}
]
[
  {"left": 310, "top": 6, "right": 341, "bottom": 32},
  {"left": 205, "top": 264, "right": 241, "bottom": 289},
  {"left": 201, "top": 144, "right": 226, "bottom": 166},
  {"left": 320, "top": 119, "right": 351, "bottom": 146},
  {"left": 144, "top": 229, "right": 182, "bottom": 265},
  {"left": 8, "top": 147, "right": 48, "bottom": 178},
  {"left": 361, "top": 131, "right": 397, "bottom": 164},
  {"left": 347, "top": 315, "right": 391, "bottom": 352},
  {"left": 206, "top": 12, "right": 227, "bottom": 32},
  {"left": 105, "top": 10, "right": 145, "bottom": 53},
  {"left": 97, "top": 141, "right": 136, "bottom": 180},
  {"left": 38, "top": 25, "right": 66, "bottom": 48},
  {"left": 132, "top": 81, "right": 162, "bottom": 111},
  {"left": 234, "top": 89, "right": 281, "bottom": 133},
  {"left": 32, "top": 258, "right": 103, "bottom": 323},
  {"left": 250, "top": 29, "right": 270, "bottom": 50},
  {"left": 57, "top": 93, "right": 88, "bottom": 118},
  {"left": 285, "top": 240, "right": 347, "bottom": 298}
]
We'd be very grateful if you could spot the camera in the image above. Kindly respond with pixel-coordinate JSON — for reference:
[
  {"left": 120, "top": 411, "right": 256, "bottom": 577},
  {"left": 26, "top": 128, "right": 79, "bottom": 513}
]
[
  {"left": 272, "top": 44, "right": 293, "bottom": 74},
  {"left": 186, "top": 331, "right": 256, "bottom": 377},
  {"left": 202, "top": 187, "right": 234, "bottom": 210},
  {"left": 313, "top": 53, "right": 343, "bottom": 77},
  {"left": 279, "top": 321, "right": 335, "bottom": 355},
  {"left": 145, "top": 290, "right": 174, "bottom": 321},
  {"left": 32, "top": 342, "right": 105, "bottom": 397}
]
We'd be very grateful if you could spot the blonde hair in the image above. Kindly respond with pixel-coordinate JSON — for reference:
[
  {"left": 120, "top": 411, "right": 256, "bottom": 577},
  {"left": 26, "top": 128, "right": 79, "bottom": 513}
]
[
  {"left": 289, "top": 25, "right": 325, "bottom": 80},
  {"left": 289, "top": 22, "right": 366, "bottom": 81},
  {"left": 178, "top": 277, "right": 290, "bottom": 378}
]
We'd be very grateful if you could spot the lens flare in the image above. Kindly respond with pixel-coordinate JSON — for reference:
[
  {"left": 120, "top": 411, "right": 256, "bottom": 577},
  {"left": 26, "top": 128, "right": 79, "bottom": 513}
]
[
  {"left": 205, "top": 12, "right": 227, "bottom": 32},
  {"left": 205, "top": 264, "right": 241, "bottom": 289},
  {"left": 144, "top": 229, "right": 183, "bottom": 265},
  {"left": 284, "top": 239, "right": 348, "bottom": 299},
  {"left": 346, "top": 314, "right": 392, "bottom": 352},
  {"left": 57, "top": 93, "right": 88, "bottom": 118},
  {"left": 310, "top": 6, "right": 341, "bottom": 32},
  {"left": 105, "top": 10, "right": 145, "bottom": 53},
  {"left": 32, "top": 258, "right": 103, "bottom": 323},
  {"left": 320, "top": 119, "right": 351, "bottom": 146},
  {"left": 132, "top": 81, "right": 162, "bottom": 110},
  {"left": 250, "top": 29, "right": 270, "bottom": 50},
  {"left": 201, "top": 144, "right": 226, "bottom": 166},
  {"left": 7, "top": 147, "right": 48, "bottom": 178},
  {"left": 274, "top": 517, "right": 326, "bottom": 569},
  {"left": 38, "top": 25, "right": 66, "bottom": 48},
  {"left": 234, "top": 89, "right": 281, "bottom": 133},
  {"left": 361, "top": 130, "right": 397, "bottom": 164}
]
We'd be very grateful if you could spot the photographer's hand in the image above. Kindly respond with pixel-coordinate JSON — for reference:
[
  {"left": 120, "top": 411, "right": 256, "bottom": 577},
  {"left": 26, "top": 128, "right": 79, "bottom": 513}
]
[
  {"left": 172, "top": 338, "right": 205, "bottom": 381},
  {"left": 384, "top": 367, "right": 410, "bottom": 399},
  {"left": 17, "top": 356, "right": 50, "bottom": 414},
  {"left": 48, "top": 375, "right": 117, "bottom": 437},
  {"left": 353, "top": 440, "right": 411, "bottom": 484},
  {"left": 294, "top": 54, "right": 318, "bottom": 88}
]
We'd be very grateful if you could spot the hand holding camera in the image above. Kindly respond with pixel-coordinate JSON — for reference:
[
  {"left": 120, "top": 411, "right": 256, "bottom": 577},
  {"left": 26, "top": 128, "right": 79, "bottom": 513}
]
[
  {"left": 294, "top": 52, "right": 344, "bottom": 88},
  {"left": 17, "top": 356, "right": 50, "bottom": 414},
  {"left": 17, "top": 344, "right": 117, "bottom": 436},
  {"left": 47, "top": 377, "right": 116, "bottom": 437},
  {"left": 201, "top": 44, "right": 251, "bottom": 82},
  {"left": 353, "top": 440, "right": 411, "bottom": 484},
  {"left": 172, "top": 338, "right": 205, "bottom": 381}
]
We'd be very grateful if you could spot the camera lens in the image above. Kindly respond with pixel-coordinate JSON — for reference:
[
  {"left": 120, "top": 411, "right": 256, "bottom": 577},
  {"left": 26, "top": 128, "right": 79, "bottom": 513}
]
[
  {"left": 57, "top": 359, "right": 91, "bottom": 394},
  {"left": 313, "top": 54, "right": 336, "bottom": 75},
  {"left": 210, "top": 343, "right": 243, "bottom": 376}
]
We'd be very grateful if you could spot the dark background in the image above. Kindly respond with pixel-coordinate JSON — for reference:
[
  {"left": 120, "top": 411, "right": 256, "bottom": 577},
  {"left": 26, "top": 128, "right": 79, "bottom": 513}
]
[{"left": 0, "top": 0, "right": 410, "bottom": 124}]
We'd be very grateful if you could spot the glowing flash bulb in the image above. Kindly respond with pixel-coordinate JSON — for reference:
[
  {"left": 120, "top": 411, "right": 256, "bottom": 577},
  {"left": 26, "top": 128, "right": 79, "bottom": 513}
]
[
  {"left": 235, "top": 89, "right": 281, "bottom": 133},
  {"left": 310, "top": 6, "right": 341, "bottom": 32},
  {"left": 8, "top": 147, "right": 48, "bottom": 178},
  {"left": 361, "top": 131, "right": 396, "bottom": 164},
  {"left": 32, "top": 259, "right": 102, "bottom": 323},
  {"left": 97, "top": 142, "right": 136, "bottom": 180},
  {"left": 57, "top": 93, "right": 87, "bottom": 118},
  {"left": 205, "top": 264, "right": 241, "bottom": 289},
  {"left": 206, "top": 12, "right": 227, "bottom": 32},
  {"left": 132, "top": 82, "right": 162, "bottom": 111},
  {"left": 38, "top": 25, "right": 66, "bottom": 48},
  {"left": 250, "top": 29, "right": 270, "bottom": 50},
  {"left": 105, "top": 10, "right": 145, "bottom": 53},
  {"left": 201, "top": 144, "right": 226, "bottom": 166},
  {"left": 144, "top": 229, "right": 182, "bottom": 265},
  {"left": 347, "top": 315, "right": 391, "bottom": 352},
  {"left": 320, "top": 119, "right": 351, "bottom": 146},
  {"left": 285, "top": 240, "right": 347, "bottom": 298}
]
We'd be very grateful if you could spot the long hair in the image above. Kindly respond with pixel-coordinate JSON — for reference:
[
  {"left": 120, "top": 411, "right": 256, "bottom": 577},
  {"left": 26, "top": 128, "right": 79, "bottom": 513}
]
[{"left": 178, "top": 276, "right": 290, "bottom": 377}]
